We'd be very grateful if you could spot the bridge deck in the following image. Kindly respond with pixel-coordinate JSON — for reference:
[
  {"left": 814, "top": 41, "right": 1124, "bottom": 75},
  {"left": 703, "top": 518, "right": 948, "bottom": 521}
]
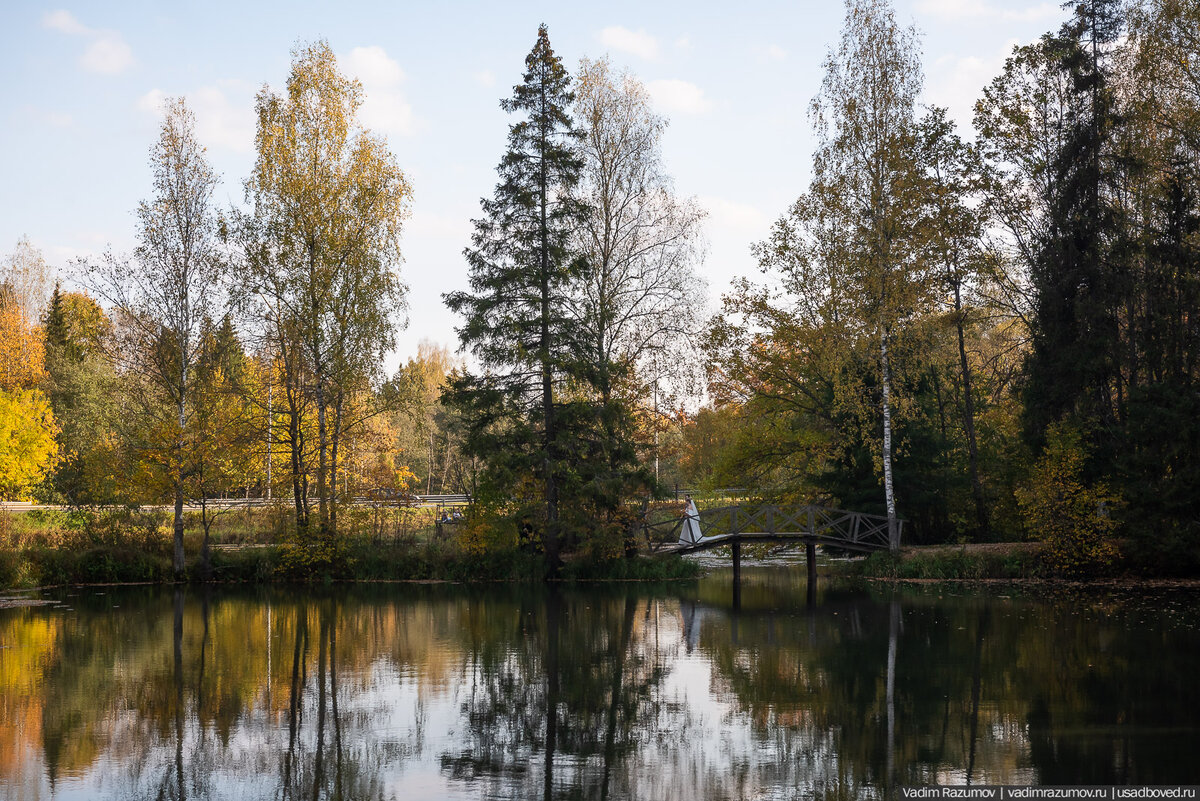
[
  {"left": 662, "top": 531, "right": 892, "bottom": 555},
  {"left": 645, "top": 503, "right": 902, "bottom": 555}
]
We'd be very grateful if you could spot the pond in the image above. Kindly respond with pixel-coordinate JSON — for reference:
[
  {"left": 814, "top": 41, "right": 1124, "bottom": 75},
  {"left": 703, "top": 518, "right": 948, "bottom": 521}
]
[{"left": 1, "top": 563, "right": 1199, "bottom": 800}]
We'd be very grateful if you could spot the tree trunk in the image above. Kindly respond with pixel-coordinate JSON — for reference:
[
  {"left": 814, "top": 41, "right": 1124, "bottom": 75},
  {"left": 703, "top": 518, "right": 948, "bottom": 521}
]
[
  {"left": 880, "top": 330, "right": 899, "bottom": 552},
  {"left": 283, "top": 607, "right": 307, "bottom": 798},
  {"left": 600, "top": 596, "right": 638, "bottom": 800},
  {"left": 538, "top": 80, "right": 560, "bottom": 575},
  {"left": 174, "top": 391, "right": 186, "bottom": 577},
  {"left": 200, "top": 502, "right": 212, "bottom": 581},
  {"left": 173, "top": 480, "right": 185, "bottom": 578},
  {"left": 329, "top": 389, "right": 344, "bottom": 536},
  {"left": 953, "top": 282, "right": 989, "bottom": 537},
  {"left": 266, "top": 380, "right": 273, "bottom": 501},
  {"left": 312, "top": 608, "right": 328, "bottom": 801},
  {"left": 315, "top": 376, "right": 330, "bottom": 538},
  {"left": 284, "top": 356, "right": 308, "bottom": 533},
  {"left": 543, "top": 590, "right": 562, "bottom": 801}
]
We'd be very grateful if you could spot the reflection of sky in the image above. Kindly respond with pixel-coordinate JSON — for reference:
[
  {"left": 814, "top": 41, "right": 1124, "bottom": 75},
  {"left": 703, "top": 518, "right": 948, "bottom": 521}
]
[{"left": 5, "top": 582, "right": 1200, "bottom": 800}]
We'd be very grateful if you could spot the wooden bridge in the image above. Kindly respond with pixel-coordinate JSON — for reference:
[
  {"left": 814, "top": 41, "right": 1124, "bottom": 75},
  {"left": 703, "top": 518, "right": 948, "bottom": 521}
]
[{"left": 643, "top": 503, "right": 902, "bottom": 593}]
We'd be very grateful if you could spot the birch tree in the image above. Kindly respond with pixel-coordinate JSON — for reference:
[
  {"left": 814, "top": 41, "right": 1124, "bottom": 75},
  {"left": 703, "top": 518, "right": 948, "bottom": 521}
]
[
  {"left": 88, "top": 97, "right": 222, "bottom": 576},
  {"left": 571, "top": 57, "right": 707, "bottom": 402},
  {"left": 2, "top": 238, "right": 53, "bottom": 322},
  {"left": 808, "top": 0, "right": 928, "bottom": 546},
  {"left": 239, "top": 40, "right": 411, "bottom": 540}
]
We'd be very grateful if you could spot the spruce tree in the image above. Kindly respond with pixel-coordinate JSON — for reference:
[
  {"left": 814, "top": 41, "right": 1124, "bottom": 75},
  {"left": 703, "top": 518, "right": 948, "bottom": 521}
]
[
  {"left": 1023, "top": 0, "right": 1123, "bottom": 451},
  {"left": 445, "top": 24, "right": 588, "bottom": 572}
]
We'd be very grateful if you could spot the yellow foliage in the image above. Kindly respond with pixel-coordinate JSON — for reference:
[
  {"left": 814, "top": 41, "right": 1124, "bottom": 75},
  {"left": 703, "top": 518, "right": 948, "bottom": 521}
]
[
  {"left": 395, "top": 464, "right": 417, "bottom": 492},
  {"left": 0, "top": 389, "right": 60, "bottom": 500},
  {"left": 1016, "top": 422, "right": 1120, "bottom": 576},
  {"left": 456, "top": 509, "right": 514, "bottom": 556},
  {"left": 0, "top": 298, "right": 46, "bottom": 391}
]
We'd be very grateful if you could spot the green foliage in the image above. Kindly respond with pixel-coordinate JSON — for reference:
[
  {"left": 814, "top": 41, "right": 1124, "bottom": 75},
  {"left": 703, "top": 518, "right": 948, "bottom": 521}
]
[
  {"left": 0, "top": 508, "right": 174, "bottom": 587},
  {"left": 444, "top": 25, "right": 655, "bottom": 570},
  {"left": 1020, "top": 5, "right": 1124, "bottom": 449},
  {"left": 852, "top": 546, "right": 1046, "bottom": 580},
  {"left": 389, "top": 342, "right": 472, "bottom": 495},
  {"left": 1118, "top": 384, "right": 1200, "bottom": 574},
  {"left": 1016, "top": 423, "right": 1120, "bottom": 577},
  {"left": 270, "top": 520, "right": 355, "bottom": 583},
  {"left": 39, "top": 289, "right": 126, "bottom": 505}
]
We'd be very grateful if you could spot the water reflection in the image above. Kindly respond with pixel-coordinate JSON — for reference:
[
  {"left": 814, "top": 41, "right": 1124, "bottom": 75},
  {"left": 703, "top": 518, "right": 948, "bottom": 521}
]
[{"left": 1, "top": 570, "right": 1199, "bottom": 800}]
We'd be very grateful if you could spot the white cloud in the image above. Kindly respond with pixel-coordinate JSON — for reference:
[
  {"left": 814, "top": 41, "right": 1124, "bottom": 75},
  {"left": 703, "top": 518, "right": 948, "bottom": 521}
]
[
  {"left": 137, "top": 89, "right": 166, "bottom": 114},
  {"left": 923, "top": 41, "right": 1019, "bottom": 132},
  {"left": 647, "top": 79, "right": 713, "bottom": 115},
  {"left": 138, "top": 81, "right": 257, "bottom": 154},
  {"left": 81, "top": 36, "right": 134, "bottom": 74},
  {"left": 915, "top": 0, "right": 1060, "bottom": 22},
  {"left": 191, "top": 83, "right": 257, "bottom": 153},
  {"left": 42, "top": 9, "right": 86, "bottom": 35},
  {"left": 42, "top": 9, "right": 134, "bottom": 74},
  {"left": 474, "top": 69, "right": 496, "bottom": 88},
  {"left": 699, "top": 195, "right": 771, "bottom": 235},
  {"left": 597, "top": 26, "right": 661, "bottom": 61},
  {"left": 343, "top": 46, "right": 417, "bottom": 137},
  {"left": 345, "top": 45, "right": 405, "bottom": 87},
  {"left": 674, "top": 36, "right": 692, "bottom": 51}
]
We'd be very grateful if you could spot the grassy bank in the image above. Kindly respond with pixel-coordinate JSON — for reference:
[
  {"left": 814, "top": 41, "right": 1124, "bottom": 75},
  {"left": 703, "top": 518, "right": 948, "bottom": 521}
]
[
  {"left": 833, "top": 542, "right": 1053, "bottom": 581},
  {"left": 0, "top": 508, "right": 701, "bottom": 589}
]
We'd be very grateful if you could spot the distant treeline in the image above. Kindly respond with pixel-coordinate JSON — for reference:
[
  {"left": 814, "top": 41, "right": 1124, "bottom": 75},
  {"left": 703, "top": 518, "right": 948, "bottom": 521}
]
[{"left": 4, "top": 0, "right": 1200, "bottom": 578}]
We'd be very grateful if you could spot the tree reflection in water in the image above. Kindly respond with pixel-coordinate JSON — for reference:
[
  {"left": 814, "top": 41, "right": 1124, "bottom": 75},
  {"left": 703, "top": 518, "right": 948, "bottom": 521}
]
[
  {"left": 1, "top": 575, "right": 1199, "bottom": 800},
  {"left": 444, "top": 590, "right": 656, "bottom": 799}
]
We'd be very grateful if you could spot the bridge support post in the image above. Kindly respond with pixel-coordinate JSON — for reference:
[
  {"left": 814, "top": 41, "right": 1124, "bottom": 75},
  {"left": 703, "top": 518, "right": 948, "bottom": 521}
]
[
  {"left": 806, "top": 539, "right": 817, "bottom": 605},
  {"left": 731, "top": 540, "right": 742, "bottom": 609}
]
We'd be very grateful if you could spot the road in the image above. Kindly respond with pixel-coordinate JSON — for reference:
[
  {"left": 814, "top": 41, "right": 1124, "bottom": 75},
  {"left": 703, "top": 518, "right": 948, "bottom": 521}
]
[{"left": 0, "top": 494, "right": 472, "bottom": 513}]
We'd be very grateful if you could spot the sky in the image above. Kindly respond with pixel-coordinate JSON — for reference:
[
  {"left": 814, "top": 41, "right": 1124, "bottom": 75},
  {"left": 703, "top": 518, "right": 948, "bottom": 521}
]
[{"left": 0, "top": 0, "right": 1068, "bottom": 372}]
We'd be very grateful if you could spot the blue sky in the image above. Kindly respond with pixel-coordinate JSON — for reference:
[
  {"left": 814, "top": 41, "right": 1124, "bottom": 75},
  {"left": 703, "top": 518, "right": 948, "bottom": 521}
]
[{"left": 0, "top": 0, "right": 1066, "bottom": 369}]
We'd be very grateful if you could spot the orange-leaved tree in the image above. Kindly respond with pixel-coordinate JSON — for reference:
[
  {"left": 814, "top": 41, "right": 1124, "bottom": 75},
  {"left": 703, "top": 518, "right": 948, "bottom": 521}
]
[{"left": 0, "top": 286, "right": 59, "bottom": 499}]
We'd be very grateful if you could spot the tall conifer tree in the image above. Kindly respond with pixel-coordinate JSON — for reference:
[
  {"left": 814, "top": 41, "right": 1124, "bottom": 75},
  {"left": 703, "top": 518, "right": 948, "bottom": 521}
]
[
  {"left": 445, "top": 25, "right": 588, "bottom": 572},
  {"left": 1023, "top": 0, "right": 1123, "bottom": 447}
]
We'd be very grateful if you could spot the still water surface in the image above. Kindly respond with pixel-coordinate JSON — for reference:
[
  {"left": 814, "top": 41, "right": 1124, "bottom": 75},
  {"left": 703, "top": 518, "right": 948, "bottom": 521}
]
[{"left": 2, "top": 563, "right": 1199, "bottom": 800}]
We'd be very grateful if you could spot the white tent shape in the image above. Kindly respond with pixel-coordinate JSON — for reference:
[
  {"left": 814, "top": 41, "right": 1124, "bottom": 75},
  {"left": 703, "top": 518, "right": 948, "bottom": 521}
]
[{"left": 678, "top": 498, "right": 703, "bottom": 545}]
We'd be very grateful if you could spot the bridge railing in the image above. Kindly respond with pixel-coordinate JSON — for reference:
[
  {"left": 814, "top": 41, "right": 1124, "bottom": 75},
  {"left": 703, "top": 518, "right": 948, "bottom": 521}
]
[{"left": 642, "top": 503, "right": 903, "bottom": 553}]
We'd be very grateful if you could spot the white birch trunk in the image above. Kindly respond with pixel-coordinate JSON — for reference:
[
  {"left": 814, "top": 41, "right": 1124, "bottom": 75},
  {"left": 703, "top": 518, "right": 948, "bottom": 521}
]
[{"left": 880, "top": 329, "right": 898, "bottom": 552}]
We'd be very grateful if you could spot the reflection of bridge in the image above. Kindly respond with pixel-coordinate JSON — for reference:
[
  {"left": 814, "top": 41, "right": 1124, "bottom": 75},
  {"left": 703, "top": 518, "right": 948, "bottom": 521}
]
[{"left": 644, "top": 504, "right": 903, "bottom": 593}]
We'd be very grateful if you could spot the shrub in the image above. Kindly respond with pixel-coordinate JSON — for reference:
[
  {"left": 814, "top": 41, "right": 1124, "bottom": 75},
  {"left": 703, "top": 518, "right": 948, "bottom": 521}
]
[{"left": 1016, "top": 422, "right": 1120, "bottom": 577}]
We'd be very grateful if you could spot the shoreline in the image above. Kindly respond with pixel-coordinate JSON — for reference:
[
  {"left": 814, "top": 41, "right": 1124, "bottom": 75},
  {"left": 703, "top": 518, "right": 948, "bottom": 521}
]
[{"left": 0, "top": 543, "right": 704, "bottom": 591}]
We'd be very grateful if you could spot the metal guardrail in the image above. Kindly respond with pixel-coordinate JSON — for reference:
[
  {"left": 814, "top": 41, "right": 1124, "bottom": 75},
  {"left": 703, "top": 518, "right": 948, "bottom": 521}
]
[
  {"left": 0, "top": 494, "right": 474, "bottom": 513},
  {"left": 672, "top": 488, "right": 749, "bottom": 499}
]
